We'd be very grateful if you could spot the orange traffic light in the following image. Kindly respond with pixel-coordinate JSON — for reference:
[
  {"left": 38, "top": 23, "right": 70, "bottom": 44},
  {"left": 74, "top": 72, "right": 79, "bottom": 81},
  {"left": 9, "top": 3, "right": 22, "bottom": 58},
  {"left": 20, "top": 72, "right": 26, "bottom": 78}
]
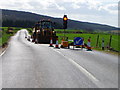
[
  {"left": 63, "top": 15, "right": 68, "bottom": 29},
  {"left": 63, "top": 17, "right": 68, "bottom": 21}
]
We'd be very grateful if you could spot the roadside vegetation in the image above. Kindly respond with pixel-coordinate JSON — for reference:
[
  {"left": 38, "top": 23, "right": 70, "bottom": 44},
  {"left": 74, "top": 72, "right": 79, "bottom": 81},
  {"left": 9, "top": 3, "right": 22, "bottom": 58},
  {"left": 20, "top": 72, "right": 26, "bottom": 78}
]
[
  {"left": 55, "top": 29, "right": 120, "bottom": 52},
  {"left": 0, "top": 27, "right": 23, "bottom": 47},
  {"left": 27, "top": 28, "right": 33, "bottom": 35}
]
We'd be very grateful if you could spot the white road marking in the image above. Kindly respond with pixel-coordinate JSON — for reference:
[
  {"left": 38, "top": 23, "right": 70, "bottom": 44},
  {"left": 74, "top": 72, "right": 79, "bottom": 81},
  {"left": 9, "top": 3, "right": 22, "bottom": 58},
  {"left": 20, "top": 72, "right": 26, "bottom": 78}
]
[
  {"left": 84, "top": 50, "right": 95, "bottom": 54},
  {"left": 67, "top": 58, "right": 99, "bottom": 81},
  {"left": 0, "top": 45, "right": 10, "bottom": 56},
  {"left": 0, "top": 50, "right": 6, "bottom": 56},
  {"left": 52, "top": 49, "right": 99, "bottom": 82}
]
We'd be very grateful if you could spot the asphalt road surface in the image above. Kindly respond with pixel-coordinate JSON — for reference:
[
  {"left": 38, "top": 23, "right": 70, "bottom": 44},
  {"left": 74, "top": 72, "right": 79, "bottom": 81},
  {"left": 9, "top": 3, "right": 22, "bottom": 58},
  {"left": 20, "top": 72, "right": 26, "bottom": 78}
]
[{"left": 1, "top": 29, "right": 118, "bottom": 88}]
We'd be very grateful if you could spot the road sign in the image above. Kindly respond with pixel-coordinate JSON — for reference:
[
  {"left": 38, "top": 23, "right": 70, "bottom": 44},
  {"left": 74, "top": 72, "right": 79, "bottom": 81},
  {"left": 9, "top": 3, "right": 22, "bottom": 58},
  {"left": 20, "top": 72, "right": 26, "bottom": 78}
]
[{"left": 74, "top": 37, "right": 83, "bottom": 45}]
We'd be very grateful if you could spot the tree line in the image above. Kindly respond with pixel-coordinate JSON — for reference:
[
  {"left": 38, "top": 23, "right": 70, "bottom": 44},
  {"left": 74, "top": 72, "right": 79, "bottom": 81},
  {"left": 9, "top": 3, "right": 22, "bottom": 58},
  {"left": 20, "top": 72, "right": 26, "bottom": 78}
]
[
  {"left": 2, "top": 19, "right": 63, "bottom": 29},
  {"left": 2, "top": 20, "right": 35, "bottom": 28}
]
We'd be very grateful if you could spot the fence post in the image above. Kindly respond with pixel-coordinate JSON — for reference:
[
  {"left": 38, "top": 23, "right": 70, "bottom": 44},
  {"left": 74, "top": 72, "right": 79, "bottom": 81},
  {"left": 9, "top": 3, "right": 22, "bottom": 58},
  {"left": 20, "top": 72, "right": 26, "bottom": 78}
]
[
  {"left": 109, "top": 35, "right": 112, "bottom": 49},
  {"left": 96, "top": 35, "right": 99, "bottom": 47},
  {"left": 102, "top": 38, "right": 104, "bottom": 50}
]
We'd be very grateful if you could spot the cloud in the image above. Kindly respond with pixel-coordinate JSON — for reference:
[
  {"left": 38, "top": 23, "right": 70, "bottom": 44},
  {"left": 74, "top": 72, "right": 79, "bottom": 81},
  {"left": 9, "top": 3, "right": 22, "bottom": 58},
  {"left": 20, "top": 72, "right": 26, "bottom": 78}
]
[
  {"left": 99, "top": 3, "right": 118, "bottom": 14},
  {"left": 0, "top": 0, "right": 118, "bottom": 27},
  {"left": 71, "top": 3, "right": 81, "bottom": 9},
  {"left": 52, "top": 3, "right": 66, "bottom": 10}
]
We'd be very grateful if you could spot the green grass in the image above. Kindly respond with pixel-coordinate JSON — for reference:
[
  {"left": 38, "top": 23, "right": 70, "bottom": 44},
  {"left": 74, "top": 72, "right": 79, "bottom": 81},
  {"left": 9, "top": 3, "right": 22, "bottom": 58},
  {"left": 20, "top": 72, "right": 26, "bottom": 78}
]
[
  {"left": 55, "top": 29, "right": 84, "bottom": 32},
  {"left": 0, "top": 38, "right": 2, "bottom": 46},
  {"left": 27, "top": 28, "right": 33, "bottom": 35},
  {"left": 56, "top": 33, "right": 120, "bottom": 51}
]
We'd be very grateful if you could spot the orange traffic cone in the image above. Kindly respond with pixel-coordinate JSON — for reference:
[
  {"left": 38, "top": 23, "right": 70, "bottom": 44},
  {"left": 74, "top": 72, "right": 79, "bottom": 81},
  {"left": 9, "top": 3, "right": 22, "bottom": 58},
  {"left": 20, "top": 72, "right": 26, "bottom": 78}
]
[
  {"left": 55, "top": 38, "right": 60, "bottom": 49},
  {"left": 49, "top": 37, "right": 54, "bottom": 47}
]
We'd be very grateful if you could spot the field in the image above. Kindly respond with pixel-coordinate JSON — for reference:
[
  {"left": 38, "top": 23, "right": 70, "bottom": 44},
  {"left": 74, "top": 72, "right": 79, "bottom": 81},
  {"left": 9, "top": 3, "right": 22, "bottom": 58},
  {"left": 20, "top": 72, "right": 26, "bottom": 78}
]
[{"left": 55, "top": 29, "right": 120, "bottom": 52}]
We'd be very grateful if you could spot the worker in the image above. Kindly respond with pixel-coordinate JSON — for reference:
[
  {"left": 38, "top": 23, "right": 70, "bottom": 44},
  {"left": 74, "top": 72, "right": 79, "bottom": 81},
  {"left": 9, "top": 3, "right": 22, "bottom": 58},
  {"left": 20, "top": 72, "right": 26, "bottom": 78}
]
[{"left": 87, "top": 37, "right": 91, "bottom": 48}]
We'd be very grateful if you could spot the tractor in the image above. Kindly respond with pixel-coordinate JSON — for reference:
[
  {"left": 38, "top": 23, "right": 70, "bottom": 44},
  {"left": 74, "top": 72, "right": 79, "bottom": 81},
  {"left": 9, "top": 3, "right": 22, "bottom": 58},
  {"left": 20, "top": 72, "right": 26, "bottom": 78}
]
[{"left": 32, "top": 20, "right": 58, "bottom": 44}]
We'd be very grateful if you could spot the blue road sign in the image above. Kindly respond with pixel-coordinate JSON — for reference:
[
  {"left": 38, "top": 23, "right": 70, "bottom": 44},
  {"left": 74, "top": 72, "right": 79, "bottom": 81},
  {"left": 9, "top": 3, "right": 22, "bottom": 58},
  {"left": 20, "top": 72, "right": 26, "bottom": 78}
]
[{"left": 74, "top": 37, "right": 83, "bottom": 45}]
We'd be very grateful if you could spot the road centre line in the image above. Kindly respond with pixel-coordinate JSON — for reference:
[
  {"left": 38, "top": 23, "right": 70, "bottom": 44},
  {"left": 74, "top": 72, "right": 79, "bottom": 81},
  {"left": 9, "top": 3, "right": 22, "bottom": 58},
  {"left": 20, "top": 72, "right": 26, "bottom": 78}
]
[{"left": 51, "top": 48, "right": 99, "bottom": 82}]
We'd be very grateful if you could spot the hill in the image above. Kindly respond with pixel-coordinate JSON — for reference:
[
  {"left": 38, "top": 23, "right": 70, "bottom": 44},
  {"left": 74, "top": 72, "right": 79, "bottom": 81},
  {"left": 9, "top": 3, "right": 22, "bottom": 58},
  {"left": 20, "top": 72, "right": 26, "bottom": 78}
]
[{"left": 1, "top": 9, "right": 119, "bottom": 31}]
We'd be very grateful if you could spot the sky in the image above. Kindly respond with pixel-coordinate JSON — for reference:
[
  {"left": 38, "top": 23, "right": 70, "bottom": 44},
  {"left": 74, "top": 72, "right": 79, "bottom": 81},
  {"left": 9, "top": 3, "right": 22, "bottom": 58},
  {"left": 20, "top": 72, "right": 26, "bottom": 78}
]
[{"left": 0, "top": 0, "right": 119, "bottom": 27}]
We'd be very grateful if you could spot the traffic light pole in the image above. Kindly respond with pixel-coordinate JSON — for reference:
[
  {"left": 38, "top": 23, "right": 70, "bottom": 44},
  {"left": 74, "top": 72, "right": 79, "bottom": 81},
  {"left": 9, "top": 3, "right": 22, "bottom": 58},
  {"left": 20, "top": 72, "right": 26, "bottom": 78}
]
[
  {"left": 64, "top": 29, "right": 65, "bottom": 40},
  {"left": 63, "top": 15, "right": 68, "bottom": 40}
]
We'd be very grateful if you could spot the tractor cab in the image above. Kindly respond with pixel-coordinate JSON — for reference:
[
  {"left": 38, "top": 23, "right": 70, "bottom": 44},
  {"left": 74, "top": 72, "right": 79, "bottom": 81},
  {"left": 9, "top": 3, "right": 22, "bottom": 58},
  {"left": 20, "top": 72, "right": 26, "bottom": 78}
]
[
  {"left": 41, "top": 20, "right": 52, "bottom": 29},
  {"left": 40, "top": 20, "right": 55, "bottom": 36}
]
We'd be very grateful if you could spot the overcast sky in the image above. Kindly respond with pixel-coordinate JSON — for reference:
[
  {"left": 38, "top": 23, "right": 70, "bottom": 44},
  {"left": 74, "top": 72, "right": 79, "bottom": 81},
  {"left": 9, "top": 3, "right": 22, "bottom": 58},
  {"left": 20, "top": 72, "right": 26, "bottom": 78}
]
[{"left": 0, "top": 0, "right": 119, "bottom": 27}]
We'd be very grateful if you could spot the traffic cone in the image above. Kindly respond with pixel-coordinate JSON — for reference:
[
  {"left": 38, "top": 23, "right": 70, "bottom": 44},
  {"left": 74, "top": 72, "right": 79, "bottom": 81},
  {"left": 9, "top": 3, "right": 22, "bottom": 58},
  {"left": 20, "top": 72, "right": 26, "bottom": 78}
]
[
  {"left": 55, "top": 38, "right": 60, "bottom": 49},
  {"left": 49, "top": 37, "right": 54, "bottom": 47},
  {"left": 87, "top": 38, "right": 92, "bottom": 51}
]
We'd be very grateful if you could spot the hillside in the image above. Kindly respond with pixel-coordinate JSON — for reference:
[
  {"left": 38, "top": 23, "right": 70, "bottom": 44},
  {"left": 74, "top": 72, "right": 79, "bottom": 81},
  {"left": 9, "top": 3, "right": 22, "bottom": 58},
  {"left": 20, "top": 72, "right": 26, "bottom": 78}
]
[{"left": 1, "top": 9, "right": 119, "bottom": 31}]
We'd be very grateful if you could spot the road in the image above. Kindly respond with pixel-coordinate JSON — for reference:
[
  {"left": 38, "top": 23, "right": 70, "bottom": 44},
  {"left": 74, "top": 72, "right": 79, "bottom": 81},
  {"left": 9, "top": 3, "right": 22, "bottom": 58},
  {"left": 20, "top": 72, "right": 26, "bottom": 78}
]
[{"left": 1, "top": 29, "right": 118, "bottom": 88}]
